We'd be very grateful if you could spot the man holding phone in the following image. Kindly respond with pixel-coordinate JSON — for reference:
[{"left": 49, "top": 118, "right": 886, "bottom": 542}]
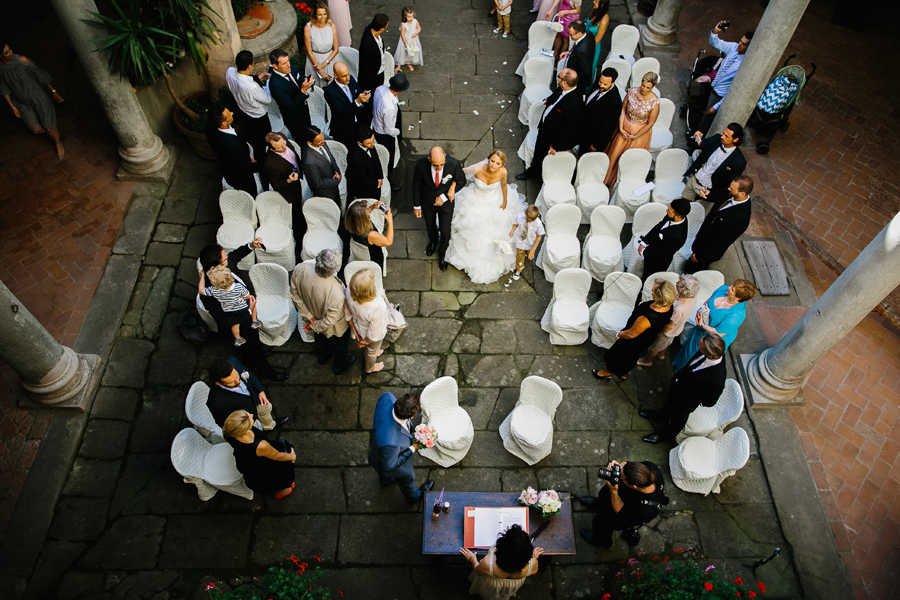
[
  {"left": 262, "top": 133, "right": 307, "bottom": 259},
  {"left": 268, "top": 49, "right": 315, "bottom": 143},
  {"left": 691, "top": 21, "right": 754, "bottom": 136}
]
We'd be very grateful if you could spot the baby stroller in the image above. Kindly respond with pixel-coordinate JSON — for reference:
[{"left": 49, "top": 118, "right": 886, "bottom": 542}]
[
  {"left": 748, "top": 55, "right": 816, "bottom": 154},
  {"left": 681, "top": 48, "right": 726, "bottom": 132}
]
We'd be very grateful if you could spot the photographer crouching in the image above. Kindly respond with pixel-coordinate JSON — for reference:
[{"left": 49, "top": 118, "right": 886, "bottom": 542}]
[{"left": 578, "top": 460, "right": 669, "bottom": 547}]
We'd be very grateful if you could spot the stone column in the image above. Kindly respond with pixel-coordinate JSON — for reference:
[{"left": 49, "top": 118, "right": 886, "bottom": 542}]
[
  {"left": 0, "top": 280, "right": 101, "bottom": 410},
  {"left": 50, "top": 0, "right": 175, "bottom": 183},
  {"left": 640, "top": 0, "right": 684, "bottom": 48},
  {"left": 708, "top": 0, "right": 811, "bottom": 135},
  {"left": 202, "top": 0, "right": 243, "bottom": 94},
  {"left": 744, "top": 210, "right": 900, "bottom": 404}
]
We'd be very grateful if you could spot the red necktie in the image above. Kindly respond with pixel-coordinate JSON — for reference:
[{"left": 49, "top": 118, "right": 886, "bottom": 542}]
[{"left": 434, "top": 168, "right": 440, "bottom": 187}]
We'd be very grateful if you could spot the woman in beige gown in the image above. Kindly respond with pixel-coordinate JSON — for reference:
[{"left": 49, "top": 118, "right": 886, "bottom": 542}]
[
  {"left": 603, "top": 71, "right": 660, "bottom": 187},
  {"left": 328, "top": 0, "right": 352, "bottom": 47},
  {"left": 459, "top": 525, "right": 543, "bottom": 600}
]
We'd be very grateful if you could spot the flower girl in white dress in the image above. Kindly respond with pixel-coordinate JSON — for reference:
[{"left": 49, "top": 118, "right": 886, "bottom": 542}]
[
  {"left": 445, "top": 150, "right": 528, "bottom": 284},
  {"left": 394, "top": 6, "right": 423, "bottom": 72}
]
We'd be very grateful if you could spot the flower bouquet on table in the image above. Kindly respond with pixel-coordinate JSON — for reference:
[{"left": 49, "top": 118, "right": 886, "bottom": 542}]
[
  {"left": 519, "top": 487, "right": 564, "bottom": 517},
  {"left": 414, "top": 424, "right": 438, "bottom": 449}
]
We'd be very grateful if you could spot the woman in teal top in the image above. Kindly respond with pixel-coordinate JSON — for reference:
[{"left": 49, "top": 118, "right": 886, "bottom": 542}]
[
  {"left": 672, "top": 280, "right": 756, "bottom": 371},
  {"left": 585, "top": 0, "right": 610, "bottom": 83}
]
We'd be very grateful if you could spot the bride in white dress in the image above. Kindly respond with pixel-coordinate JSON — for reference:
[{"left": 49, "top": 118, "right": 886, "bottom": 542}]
[{"left": 445, "top": 150, "right": 528, "bottom": 284}]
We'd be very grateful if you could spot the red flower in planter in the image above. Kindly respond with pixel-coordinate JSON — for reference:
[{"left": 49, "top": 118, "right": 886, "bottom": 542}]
[
  {"left": 735, "top": 577, "right": 743, "bottom": 586},
  {"left": 749, "top": 592, "right": 757, "bottom": 598},
  {"left": 704, "top": 582, "right": 713, "bottom": 591},
  {"left": 757, "top": 582, "right": 766, "bottom": 593}
]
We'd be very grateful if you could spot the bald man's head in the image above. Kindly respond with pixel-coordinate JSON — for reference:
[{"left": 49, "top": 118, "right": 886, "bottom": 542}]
[
  {"left": 559, "top": 68, "right": 577, "bottom": 90},
  {"left": 428, "top": 147, "right": 446, "bottom": 168},
  {"left": 333, "top": 61, "right": 350, "bottom": 84}
]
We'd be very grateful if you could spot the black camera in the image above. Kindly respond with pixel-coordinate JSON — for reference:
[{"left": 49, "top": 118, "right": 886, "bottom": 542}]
[
  {"left": 598, "top": 464, "right": 621, "bottom": 485},
  {"left": 719, "top": 20, "right": 730, "bottom": 29}
]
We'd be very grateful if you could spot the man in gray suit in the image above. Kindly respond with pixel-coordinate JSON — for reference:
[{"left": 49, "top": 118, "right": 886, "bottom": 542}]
[{"left": 301, "top": 125, "right": 343, "bottom": 206}]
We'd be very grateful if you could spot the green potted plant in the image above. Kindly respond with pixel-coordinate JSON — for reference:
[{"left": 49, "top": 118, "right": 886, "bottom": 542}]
[
  {"left": 82, "top": 0, "right": 223, "bottom": 157},
  {"left": 206, "top": 556, "right": 336, "bottom": 600}
]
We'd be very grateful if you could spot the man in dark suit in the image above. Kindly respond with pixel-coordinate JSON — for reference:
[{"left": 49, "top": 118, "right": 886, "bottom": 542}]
[
  {"left": 262, "top": 132, "right": 308, "bottom": 258},
  {"left": 562, "top": 20, "right": 596, "bottom": 97},
  {"left": 346, "top": 125, "right": 384, "bottom": 201},
  {"left": 206, "top": 357, "right": 289, "bottom": 430},
  {"left": 199, "top": 241, "right": 289, "bottom": 382},
  {"left": 683, "top": 123, "right": 747, "bottom": 208},
  {"left": 368, "top": 392, "right": 434, "bottom": 504},
  {"left": 684, "top": 175, "right": 753, "bottom": 274},
  {"left": 357, "top": 14, "right": 390, "bottom": 121},
  {"left": 268, "top": 49, "right": 315, "bottom": 142},
  {"left": 324, "top": 61, "right": 371, "bottom": 148},
  {"left": 636, "top": 198, "right": 690, "bottom": 281},
  {"left": 205, "top": 107, "right": 258, "bottom": 196},
  {"left": 580, "top": 67, "right": 623, "bottom": 155},
  {"left": 640, "top": 333, "right": 727, "bottom": 444},
  {"left": 301, "top": 125, "right": 343, "bottom": 205},
  {"left": 412, "top": 146, "right": 467, "bottom": 271},
  {"left": 516, "top": 69, "right": 585, "bottom": 182}
]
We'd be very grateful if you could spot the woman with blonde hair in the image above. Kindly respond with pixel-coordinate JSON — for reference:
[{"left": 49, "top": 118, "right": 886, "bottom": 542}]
[
  {"left": 638, "top": 274, "right": 699, "bottom": 366},
  {"left": 445, "top": 150, "right": 527, "bottom": 284},
  {"left": 603, "top": 71, "right": 660, "bottom": 186},
  {"left": 223, "top": 410, "right": 296, "bottom": 499},
  {"left": 344, "top": 269, "right": 389, "bottom": 374},
  {"left": 593, "top": 279, "right": 676, "bottom": 381},
  {"left": 305, "top": 2, "right": 339, "bottom": 86}
]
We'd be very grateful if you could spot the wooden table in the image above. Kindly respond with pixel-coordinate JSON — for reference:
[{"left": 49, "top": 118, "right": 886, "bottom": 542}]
[{"left": 421, "top": 491, "right": 577, "bottom": 555}]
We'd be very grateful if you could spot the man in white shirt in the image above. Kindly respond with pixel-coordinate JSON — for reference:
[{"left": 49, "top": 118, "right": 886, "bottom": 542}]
[
  {"left": 683, "top": 122, "right": 747, "bottom": 207},
  {"left": 225, "top": 50, "right": 275, "bottom": 185},
  {"left": 692, "top": 22, "right": 754, "bottom": 136},
  {"left": 372, "top": 73, "right": 409, "bottom": 188}
]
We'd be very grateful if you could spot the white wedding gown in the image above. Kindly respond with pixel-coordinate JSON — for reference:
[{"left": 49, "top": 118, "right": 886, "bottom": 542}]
[{"left": 445, "top": 176, "right": 527, "bottom": 284}]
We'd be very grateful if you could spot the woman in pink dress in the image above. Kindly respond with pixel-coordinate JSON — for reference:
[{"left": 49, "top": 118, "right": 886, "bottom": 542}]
[
  {"left": 328, "top": 0, "right": 352, "bottom": 47},
  {"left": 545, "top": 0, "right": 582, "bottom": 63},
  {"left": 603, "top": 72, "right": 660, "bottom": 187}
]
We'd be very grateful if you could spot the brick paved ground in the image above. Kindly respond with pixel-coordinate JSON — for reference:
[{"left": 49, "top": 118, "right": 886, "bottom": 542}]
[
  {"left": 0, "top": 3, "right": 133, "bottom": 537},
  {"left": 676, "top": 2, "right": 900, "bottom": 598}
]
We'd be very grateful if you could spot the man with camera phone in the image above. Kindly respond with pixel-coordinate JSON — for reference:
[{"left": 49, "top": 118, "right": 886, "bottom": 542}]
[{"left": 578, "top": 460, "right": 668, "bottom": 547}]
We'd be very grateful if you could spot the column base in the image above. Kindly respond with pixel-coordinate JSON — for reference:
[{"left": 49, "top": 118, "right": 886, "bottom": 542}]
[
  {"left": 18, "top": 350, "right": 102, "bottom": 412},
  {"left": 639, "top": 22, "right": 680, "bottom": 52},
  {"left": 116, "top": 143, "right": 177, "bottom": 184},
  {"left": 739, "top": 351, "right": 806, "bottom": 408}
]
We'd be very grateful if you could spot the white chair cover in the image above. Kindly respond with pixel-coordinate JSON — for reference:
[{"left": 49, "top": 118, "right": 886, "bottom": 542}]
[
  {"left": 541, "top": 267, "right": 592, "bottom": 345},
  {"left": 515, "top": 21, "right": 557, "bottom": 77},
  {"left": 601, "top": 57, "right": 631, "bottom": 91},
  {"left": 218, "top": 190, "right": 257, "bottom": 270},
  {"left": 336, "top": 47, "right": 359, "bottom": 79},
  {"left": 622, "top": 202, "right": 668, "bottom": 274},
  {"left": 589, "top": 271, "right": 642, "bottom": 348},
  {"left": 249, "top": 263, "right": 297, "bottom": 346},
  {"left": 343, "top": 260, "right": 388, "bottom": 306},
  {"left": 630, "top": 56, "right": 661, "bottom": 88},
  {"left": 608, "top": 25, "right": 640, "bottom": 66},
  {"left": 580, "top": 204, "right": 625, "bottom": 282},
  {"left": 670, "top": 427, "right": 750, "bottom": 495},
  {"left": 325, "top": 139, "right": 349, "bottom": 207},
  {"left": 499, "top": 376, "right": 563, "bottom": 465},
  {"left": 418, "top": 377, "right": 474, "bottom": 468},
  {"left": 375, "top": 143, "right": 392, "bottom": 207},
  {"left": 195, "top": 294, "right": 219, "bottom": 333},
  {"left": 575, "top": 152, "right": 610, "bottom": 224},
  {"left": 535, "top": 152, "right": 577, "bottom": 214},
  {"left": 639, "top": 271, "right": 680, "bottom": 303},
  {"left": 536, "top": 203, "right": 581, "bottom": 283},
  {"left": 254, "top": 191, "right": 296, "bottom": 272},
  {"left": 184, "top": 381, "right": 224, "bottom": 444},
  {"left": 677, "top": 379, "right": 745, "bottom": 442},
  {"left": 517, "top": 101, "right": 546, "bottom": 168},
  {"left": 669, "top": 203, "right": 706, "bottom": 272},
  {"left": 171, "top": 428, "right": 253, "bottom": 501},
  {"left": 651, "top": 148, "right": 690, "bottom": 204},
  {"left": 649, "top": 98, "right": 676, "bottom": 159},
  {"left": 308, "top": 86, "right": 331, "bottom": 136},
  {"left": 610, "top": 148, "right": 652, "bottom": 223},
  {"left": 519, "top": 58, "right": 554, "bottom": 124},
  {"left": 383, "top": 51, "right": 395, "bottom": 84},
  {"left": 302, "top": 197, "right": 343, "bottom": 261}
]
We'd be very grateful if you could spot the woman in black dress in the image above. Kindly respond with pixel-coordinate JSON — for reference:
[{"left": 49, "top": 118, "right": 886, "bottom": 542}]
[
  {"left": 593, "top": 279, "right": 676, "bottom": 381},
  {"left": 223, "top": 410, "right": 296, "bottom": 499},
  {"left": 345, "top": 200, "right": 393, "bottom": 273}
]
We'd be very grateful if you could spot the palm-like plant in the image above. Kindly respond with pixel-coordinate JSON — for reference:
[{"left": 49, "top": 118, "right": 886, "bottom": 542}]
[{"left": 82, "top": 0, "right": 221, "bottom": 121}]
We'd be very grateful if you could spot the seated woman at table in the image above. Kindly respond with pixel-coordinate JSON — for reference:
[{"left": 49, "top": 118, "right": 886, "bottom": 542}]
[{"left": 459, "top": 524, "right": 544, "bottom": 600}]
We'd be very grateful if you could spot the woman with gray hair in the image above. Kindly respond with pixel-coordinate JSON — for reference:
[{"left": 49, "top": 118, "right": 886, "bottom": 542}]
[
  {"left": 290, "top": 248, "right": 356, "bottom": 375},
  {"left": 638, "top": 274, "right": 699, "bottom": 366}
]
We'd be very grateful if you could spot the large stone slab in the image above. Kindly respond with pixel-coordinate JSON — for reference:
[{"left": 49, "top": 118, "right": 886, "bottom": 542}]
[
  {"left": 465, "top": 293, "right": 546, "bottom": 319},
  {"left": 108, "top": 453, "right": 169, "bottom": 517},
  {"left": 459, "top": 355, "right": 522, "bottom": 387},
  {"left": 383, "top": 259, "right": 433, "bottom": 291},
  {"left": 320, "top": 568, "right": 417, "bottom": 600},
  {"left": 515, "top": 320, "right": 554, "bottom": 354},
  {"left": 553, "top": 565, "right": 611, "bottom": 600},
  {"left": 555, "top": 387, "right": 635, "bottom": 431},
  {"left": 158, "top": 196, "right": 200, "bottom": 225},
  {"left": 394, "top": 354, "right": 442, "bottom": 386},
  {"left": 62, "top": 459, "right": 121, "bottom": 498},
  {"left": 101, "top": 338, "right": 154, "bottom": 388},
  {"left": 144, "top": 242, "right": 182, "bottom": 267},
  {"left": 78, "top": 420, "right": 130, "bottom": 460},
  {"left": 251, "top": 515, "right": 340, "bottom": 564},
  {"left": 146, "top": 314, "right": 197, "bottom": 385},
  {"left": 47, "top": 498, "right": 109, "bottom": 542},
  {"left": 432, "top": 264, "right": 502, "bottom": 291},
  {"left": 289, "top": 432, "right": 370, "bottom": 466},
  {"left": 81, "top": 516, "right": 165, "bottom": 570},
  {"left": 287, "top": 354, "right": 362, "bottom": 385},
  {"left": 695, "top": 510, "right": 765, "bottom": 558},
  {"left": 524, "top": 355, "right": 601, "bottom": 388},
  {"left": 265, "top": 468, "right": 347, "bottom": 514},
  {"left": 158, "top": 515, "right": 251, "bottom": 568},
  {"left": 541, "top": 432, "right": 611, "bottom": 467},
  {"left": 419, "top": 292, "right": 461, "bottom": 316},
  {"left": 129, "top": 390, "right": 186, "bottom": 453},
  {"left": 457, "top": 387, "right": 500, "bottom": 430},
  {"left": 480, "top": 321, "right": 516, "bottom": 354},
  {"left": 459, "top": 431, "right": 525, "bottom": 467},
  {"left": 279, "top": 386, "right": 359, "bottom": 430},
  {"left": 344, "top": 466, "right": 429, "bottom": 514},
  {"left": 140, "top": 267, "right": 175, "bottom": 339},
  {"left": 419, "top": 112, "right": 496, "bottom": 141},
  {"left": 183, "top": 223, "right": 219, "bottom": 258},
  {"left": 656, "top": 512, "right": 701, "bottom": 549},
  {"left": 338, "top": 515, "right": 428, "bottom": 565},
  {"left": 392, "top": 317, "right": 462, "bottom": 353}
]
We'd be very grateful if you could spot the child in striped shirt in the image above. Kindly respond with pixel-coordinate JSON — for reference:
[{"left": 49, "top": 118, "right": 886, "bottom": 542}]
[{"left": 199, "top": 265, "right": 258, "bottom": 346}]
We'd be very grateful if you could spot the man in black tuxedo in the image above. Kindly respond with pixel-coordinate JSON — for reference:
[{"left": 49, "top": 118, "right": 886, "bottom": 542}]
[
  {"left": 357, "top": 14, "right": 390, "bottom": 121},
  {"left": 346, "top": 125, "right": 384, "bottom": 201},
  {"left": 636, "top": 198, "right": 690, "bottom": 281},
  {"left": 516, "top": 69, "right": 584, "bottom": 182},
  {"left": 684, "top": 175, "right": 753, "bottom": 274},
  {"left": 580, "top": 67, "right": 623, "bottom": 155},
  {"left": 198, "top": 243, "right": 288, "bottom": 381},
  {"left": 301, "top": 125, "right": 343, "bottom": 205},
  {"left": 561, "top": 20, "right": 595, "bottom": 97},
  {"left": 262, "top": 132, "right": 308, "bottom": 258},
  {"left": 640, "top": 333, "right": 727, "bottom": 444},
  {"left": 412, "top": 146, "right": 467, "bottom": 271},
  {"left": 324, "top": 61, "right": 371, "bottom": 148},
  {"left": 205, "top": 106, "right": 259, "bottom": 196},
  {"left": 206, "top": 357, "right": 289, "bottom": 430},
  {"left": 683, "top": 123, "right": 747, "bottom": 208},
  {"left": 268, "top": 49, "right": 315, "bottom": 142}
]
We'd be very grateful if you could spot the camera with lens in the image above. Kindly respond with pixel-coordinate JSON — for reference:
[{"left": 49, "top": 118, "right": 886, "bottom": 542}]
[{"left": 598, "top": 464, "right": 621, "bottom": 486}]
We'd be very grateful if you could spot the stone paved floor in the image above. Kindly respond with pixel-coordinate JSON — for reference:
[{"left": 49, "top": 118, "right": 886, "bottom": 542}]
[{"left": 13, "top": 1, "right": 806, "bottom": 598}]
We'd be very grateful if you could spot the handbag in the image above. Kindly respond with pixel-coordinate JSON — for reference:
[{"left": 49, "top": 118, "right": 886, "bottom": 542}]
[{"left": 383, "top": 303, "right": 407, "bottom": 343}]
